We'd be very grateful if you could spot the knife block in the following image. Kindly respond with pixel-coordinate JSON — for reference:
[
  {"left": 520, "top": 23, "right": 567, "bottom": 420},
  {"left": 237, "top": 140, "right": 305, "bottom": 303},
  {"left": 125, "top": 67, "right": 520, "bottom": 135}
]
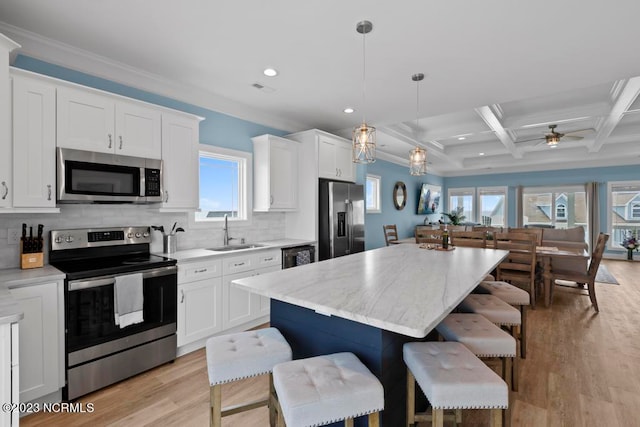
[{"left": 20, "top": 241, "right": 44, "bottom": 269}]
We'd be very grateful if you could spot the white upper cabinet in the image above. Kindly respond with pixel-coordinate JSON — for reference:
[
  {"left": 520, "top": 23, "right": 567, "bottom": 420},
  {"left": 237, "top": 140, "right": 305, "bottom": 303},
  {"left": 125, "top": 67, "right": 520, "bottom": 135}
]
[
  {"left": 318, "top": 134, "right": 355, "bottom": 182},
  {"left": 0, "top": 35, "right": 20, "bottom": 209},
  {"left": 12, "top": 74, "right": 57, "bottom": 208},
  {"left": 252, "top": 134, "right": 299, "bottom": 211},
  {"left": 57, "top": 86, "right": 161, "bottom": 159},
  {"left": 161, "top": 112, "right": 201, "bottom": 210}
]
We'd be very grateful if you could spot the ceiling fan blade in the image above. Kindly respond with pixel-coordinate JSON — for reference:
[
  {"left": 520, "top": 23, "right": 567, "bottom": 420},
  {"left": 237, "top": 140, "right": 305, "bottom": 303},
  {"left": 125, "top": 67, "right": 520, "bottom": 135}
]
[
  {"left": 562, "top": 135, "right": 584, "bottom": 141},
  {"left": 514, "top": 136, "right": 545, "bottom": 144},
  {"left": 564, "top": 127, "right": 596, "bottom": 135}
]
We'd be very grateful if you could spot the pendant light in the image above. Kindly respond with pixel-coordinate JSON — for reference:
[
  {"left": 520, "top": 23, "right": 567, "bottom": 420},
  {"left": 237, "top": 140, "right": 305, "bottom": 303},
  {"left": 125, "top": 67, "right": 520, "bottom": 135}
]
[
  {"left": 352, "top": 20, "right": 376, "bottom": 164},
  {"left": 409, "top": 73, "right": 427, "bottom": 175}
]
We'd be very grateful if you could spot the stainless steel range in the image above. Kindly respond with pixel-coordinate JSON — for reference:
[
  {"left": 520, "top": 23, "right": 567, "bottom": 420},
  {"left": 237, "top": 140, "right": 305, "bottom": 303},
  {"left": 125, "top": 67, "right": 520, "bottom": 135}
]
[{"left": 49, "top": 226, "right": 177, "bottom": 401}]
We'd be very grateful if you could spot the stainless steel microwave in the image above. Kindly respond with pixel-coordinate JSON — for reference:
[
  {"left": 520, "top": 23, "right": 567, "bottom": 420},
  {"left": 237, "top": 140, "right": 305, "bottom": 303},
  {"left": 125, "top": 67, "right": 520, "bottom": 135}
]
[{"left": 57, "top": 148, "right": 163, "bottom": 203}]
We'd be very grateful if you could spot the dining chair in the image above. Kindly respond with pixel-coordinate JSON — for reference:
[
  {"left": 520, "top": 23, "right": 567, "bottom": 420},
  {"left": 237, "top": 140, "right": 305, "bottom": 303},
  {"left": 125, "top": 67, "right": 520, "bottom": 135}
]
[
  {"left": 383, "top": 224, "right": 398, "bottom": 246},
  {"left": 415, "top": 227, "right": 445, "bottom": 244},
  {"left": 507, "top": 227, "right": 543, "bottom": 245},
  {"left": 440, "top": 224, "right": 467, "bottom": 231},
  {"left": 493, "top": 231, "right": 539, "bottom": 308},
  {"left": 549, "top": 233, "right": 609, "bottom": 312},
  {"left": 450, "top": 230, "right": 487, "bottom": 248}
]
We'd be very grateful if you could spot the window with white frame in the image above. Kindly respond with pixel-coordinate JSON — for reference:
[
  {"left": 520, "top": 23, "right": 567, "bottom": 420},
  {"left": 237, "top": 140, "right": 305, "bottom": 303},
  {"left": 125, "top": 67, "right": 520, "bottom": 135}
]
[
  {"left": 521, "top": 185, "right": 586, "bottom": 231},
  {"left": 478, "top": 187, "right": 507, "bottom": 227},
  {"left": 447, "top": 188, "right": 475, "bottom": 224},
  {"left": 195, "top": 145, "right": 251, "bottom": 222},
  {"left": 608, "top": 181, "right": 640, "bottom": 248},
  {"left": 366, "top": 174, "right": 381, "bottom": 213}
]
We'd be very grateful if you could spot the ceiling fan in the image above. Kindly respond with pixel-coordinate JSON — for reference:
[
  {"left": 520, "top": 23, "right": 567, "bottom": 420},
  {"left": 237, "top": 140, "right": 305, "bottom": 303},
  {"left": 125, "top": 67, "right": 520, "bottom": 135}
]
[{"left": 515, "top": 124, "right": 594, "bottom": 148}]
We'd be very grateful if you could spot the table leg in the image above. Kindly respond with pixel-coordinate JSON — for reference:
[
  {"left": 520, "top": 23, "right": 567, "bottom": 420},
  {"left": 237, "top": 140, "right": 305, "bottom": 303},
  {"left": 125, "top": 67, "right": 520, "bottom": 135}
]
[{"left": 542, "top": 256, "right": 553, "bottom": 307}]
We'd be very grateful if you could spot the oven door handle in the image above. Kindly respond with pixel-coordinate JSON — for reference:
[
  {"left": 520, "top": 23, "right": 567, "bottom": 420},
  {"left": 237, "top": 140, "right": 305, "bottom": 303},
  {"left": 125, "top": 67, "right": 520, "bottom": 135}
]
[
  {"left": 69, "top": 277, "right": 115, "bottom": 291},
  {"left": 68, "top": 266, "right": 177, "bottom": 291}
]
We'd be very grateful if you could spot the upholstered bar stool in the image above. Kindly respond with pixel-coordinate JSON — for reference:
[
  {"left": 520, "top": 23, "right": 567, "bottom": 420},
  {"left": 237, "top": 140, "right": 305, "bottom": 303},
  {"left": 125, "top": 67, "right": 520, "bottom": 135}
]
[
  {"left": 404, "top": 341, "right": 509, "bottom": 427},
  {"left": 273, "top": 352, "right": 384, "bottom": 427},
  {"left": 476, "top": 280, "right": 531, "bottom": 358},
  {"left": 436, "top": 313, "right": 517, "bottom": 391},
  {"left": 457, "top": 294, "right": 522, "bottom": 391},
  {"left": 206, "top": 327, "right": 292, "bottom": 427}
]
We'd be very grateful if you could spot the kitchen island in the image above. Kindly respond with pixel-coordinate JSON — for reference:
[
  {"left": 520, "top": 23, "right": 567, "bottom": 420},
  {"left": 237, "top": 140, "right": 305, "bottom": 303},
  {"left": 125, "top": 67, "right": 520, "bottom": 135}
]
[{"left": 233, "top": 244, "right": 508, "bottom": 426}]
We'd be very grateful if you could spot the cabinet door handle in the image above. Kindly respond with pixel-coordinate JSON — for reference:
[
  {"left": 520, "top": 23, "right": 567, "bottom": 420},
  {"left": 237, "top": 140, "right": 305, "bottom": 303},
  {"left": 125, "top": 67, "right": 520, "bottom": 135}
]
[
  {"left": 1, "top": 181, "right": 7, "bottom": 200},
  {"left": 194, "top": 268, "right": 208, "bottom": 273},
  {"left": 119, "top": 135, "right": 123, "bottom": 150},
  {"left": 108, "top": 134, "right": 112, "bottom": 149},
  {"left": 336, "top": 168, "right": 339, "bottom": 176},
  {"left": 270, "top": 195, "right": 274, "bottom": 205},
  {"left": 264, "top": 257, "right": 273, "bottom": 261},
  {"left": 180, "top": 289, "right": 185, "bottom": 303},
  {"left": 165, "top": 191, "right": 169, "bottom": 203},
  {"left": 47, "top": 184, "right": 52, "bottom": 201},
  {"left": 234, "top": 262, "right": 245, "bottom": 267}
]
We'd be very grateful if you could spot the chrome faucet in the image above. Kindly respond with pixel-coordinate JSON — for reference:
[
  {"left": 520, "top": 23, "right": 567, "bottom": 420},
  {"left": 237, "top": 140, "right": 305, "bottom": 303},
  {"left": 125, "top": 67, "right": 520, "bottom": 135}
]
[{"left": 223, "top": 214, "right": 234, "bottom": 246}]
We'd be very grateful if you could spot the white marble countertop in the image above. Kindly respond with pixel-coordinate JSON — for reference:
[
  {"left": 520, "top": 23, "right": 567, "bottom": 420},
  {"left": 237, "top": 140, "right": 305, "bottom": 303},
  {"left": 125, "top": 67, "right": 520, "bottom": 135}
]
[
  {"left": 0, "top": 265, "right": 65, "bottom": 325},
  {"left": 233, "top": 244, "right": 508, "bottom": 338},
  {"left": 155, "top": 238, "right": 316, "bottom": 263}
]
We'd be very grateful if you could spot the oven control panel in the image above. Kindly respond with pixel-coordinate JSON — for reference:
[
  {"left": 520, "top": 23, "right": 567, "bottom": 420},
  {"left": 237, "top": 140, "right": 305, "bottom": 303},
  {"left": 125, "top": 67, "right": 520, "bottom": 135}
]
[{"left": 51, "top": 226, "right": 152, "bottom": 251}]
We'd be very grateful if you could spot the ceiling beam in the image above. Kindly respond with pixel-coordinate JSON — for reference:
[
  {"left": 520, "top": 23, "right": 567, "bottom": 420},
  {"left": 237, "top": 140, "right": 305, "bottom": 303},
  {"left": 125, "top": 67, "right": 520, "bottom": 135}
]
[
  {"left": 589, "top": 77, "right": 640, "bottom": 153},
  {"left": 475, "top": 105, "right": 523, "bottom": 159},
  {"left": 378, "top": 125, "right": 464, "bottom": 168}
]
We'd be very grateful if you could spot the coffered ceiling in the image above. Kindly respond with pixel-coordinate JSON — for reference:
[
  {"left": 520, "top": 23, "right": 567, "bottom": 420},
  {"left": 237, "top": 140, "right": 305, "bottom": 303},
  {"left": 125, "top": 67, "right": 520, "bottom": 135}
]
[{"left": 1, "top": 1, "right": 640, "bottom": 176}]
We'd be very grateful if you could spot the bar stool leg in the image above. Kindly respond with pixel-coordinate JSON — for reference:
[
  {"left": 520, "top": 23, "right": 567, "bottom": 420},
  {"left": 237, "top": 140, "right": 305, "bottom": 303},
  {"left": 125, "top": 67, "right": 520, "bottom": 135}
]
[
  {"left": 432, "top": 408, "right": 444, "bottom": 427},
  {"left": 210, "top": 384, "right": 221, "bottom": 427},
  {"left": 455, "top": 409, "right": 462, "bottom": 425},
  {"left": 511, "top": 326, "right": 519, "bottom": 392},
  {"left": 276, "top": 403, "right": 285, "bottom": 427},
  {"left": 520, "top": 306, "right": 527, "bottom": 359},
  {"left": 407, "top": 369, "right": 416, "bottom": 426},
  {"left": 368, "top": 412, "right": 380, "bottom": 427},
  {"left": 490, "top": 408, "right": 503, "bottom": 427},
  {"left": 268, "top": 373, "right": 277, "bottom": 427},
  {"left": 345, "top": 418, "right": 354, "bottom": 427}
]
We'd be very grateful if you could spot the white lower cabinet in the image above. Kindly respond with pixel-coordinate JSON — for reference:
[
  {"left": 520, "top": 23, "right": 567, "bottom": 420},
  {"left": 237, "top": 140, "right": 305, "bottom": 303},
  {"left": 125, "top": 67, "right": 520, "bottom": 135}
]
[
  {"left": 9, "top": 280, "right": 63, "bottom": 403},
  {"left": 177, "top": 249, "right": 282, "bottom": 352},
  {"left": 0, "top": 322, "right": 18, "bottom": 427},
  {"left": 177, "top": 259, "right": 223, "bottom": 347}
]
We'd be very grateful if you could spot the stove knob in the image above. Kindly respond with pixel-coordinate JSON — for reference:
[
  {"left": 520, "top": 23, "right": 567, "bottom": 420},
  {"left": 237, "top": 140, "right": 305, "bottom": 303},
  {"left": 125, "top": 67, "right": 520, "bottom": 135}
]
[
  {"left": 128, "top": 232, "right": 133, "bottom": 238},
  {"left": 143, "top": 232, "right": 150, "bottom": 238},
  {"left": 135, "top": 232, "right": 141, "bottom": 238},
  {"left": 54, "top": 236, "right": 64, "bottom": 244},
  {"left": 65, "top": 236, "right": 74, "bottom": 243}
]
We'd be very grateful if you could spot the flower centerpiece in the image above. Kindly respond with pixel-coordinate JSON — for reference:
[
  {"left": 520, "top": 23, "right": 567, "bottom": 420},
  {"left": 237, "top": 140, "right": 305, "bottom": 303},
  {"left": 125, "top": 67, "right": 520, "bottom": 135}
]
[
  {"left": 621, "top": 232, "right": 639, "bottom": 260},
  {"left": 442, "top": 206, "right": 466, "bottom": 226}
]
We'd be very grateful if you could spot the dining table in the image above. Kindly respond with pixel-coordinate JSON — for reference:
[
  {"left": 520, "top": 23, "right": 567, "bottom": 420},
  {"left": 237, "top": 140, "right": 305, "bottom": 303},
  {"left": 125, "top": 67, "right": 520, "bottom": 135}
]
[
  {"left": 535, "top": 246, "right": 590, "bottom": 307},
  {"left": 232, "top": 244, "right": 508, "bottom": 426}
]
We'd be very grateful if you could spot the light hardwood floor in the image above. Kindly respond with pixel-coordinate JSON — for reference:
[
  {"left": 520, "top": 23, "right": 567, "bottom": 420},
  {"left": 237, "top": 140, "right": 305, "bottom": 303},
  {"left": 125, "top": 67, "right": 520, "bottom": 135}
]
[{"left": 22, "top": 260, "right": 640, "bottom": 427}]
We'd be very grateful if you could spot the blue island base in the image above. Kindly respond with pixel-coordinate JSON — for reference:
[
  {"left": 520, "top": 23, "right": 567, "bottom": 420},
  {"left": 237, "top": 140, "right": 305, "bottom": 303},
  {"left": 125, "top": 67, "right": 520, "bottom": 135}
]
[{"left": 270, "top": 299, "right": 431, "bottom": 427}]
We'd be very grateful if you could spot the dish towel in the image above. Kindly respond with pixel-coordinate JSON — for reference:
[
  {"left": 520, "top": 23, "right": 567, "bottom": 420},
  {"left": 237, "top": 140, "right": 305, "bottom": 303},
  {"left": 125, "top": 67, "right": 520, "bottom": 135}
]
[
  {"left": 114, "top": 273, "right": 144, "bottom": 328},
  {"left": 296, "top": 250, "right": 311, "bottom": 266}
]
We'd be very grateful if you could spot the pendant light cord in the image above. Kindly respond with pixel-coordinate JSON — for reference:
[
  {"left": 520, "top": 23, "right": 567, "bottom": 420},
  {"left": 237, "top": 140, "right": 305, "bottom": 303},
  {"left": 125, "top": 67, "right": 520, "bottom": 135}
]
[{"left": 362, "top": 29, "right": 367, "bottom": 125}]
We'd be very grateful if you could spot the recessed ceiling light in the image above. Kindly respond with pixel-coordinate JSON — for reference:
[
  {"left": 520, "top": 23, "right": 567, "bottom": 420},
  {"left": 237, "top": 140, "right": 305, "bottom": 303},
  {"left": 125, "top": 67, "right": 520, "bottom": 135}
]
[
  {"left": 458, "top": 136, "right": 466, "bottom": 140},
  {"left": 263, "top": 68, "right": 278, "bottom": 77},
  {"left": 344, "top": 107, "right": 355, "bottom": 114},
  {"left": 479, "top": 152, "right": 485, "bottom": 156}
]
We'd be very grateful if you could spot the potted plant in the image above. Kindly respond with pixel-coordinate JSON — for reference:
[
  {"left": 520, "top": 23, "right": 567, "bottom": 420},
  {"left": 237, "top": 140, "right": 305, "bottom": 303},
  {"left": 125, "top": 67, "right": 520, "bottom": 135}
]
[
  {"left": 622, "top": 232, "right": 638, "bottom": 260},
  {"left": 442, "top": 207, "right": 466, "bottom": 226}
]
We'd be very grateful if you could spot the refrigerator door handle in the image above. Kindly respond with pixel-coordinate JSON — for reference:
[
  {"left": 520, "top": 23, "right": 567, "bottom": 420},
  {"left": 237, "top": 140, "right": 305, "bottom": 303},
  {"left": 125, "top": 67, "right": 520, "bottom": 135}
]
[{"left": 347, "top": 199, "right": 353, "bottom": 254}]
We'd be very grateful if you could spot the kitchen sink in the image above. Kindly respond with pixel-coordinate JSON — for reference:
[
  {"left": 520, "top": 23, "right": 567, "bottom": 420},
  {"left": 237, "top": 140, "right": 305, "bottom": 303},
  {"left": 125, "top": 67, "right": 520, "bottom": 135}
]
[{"left": 207, "top": 243, "right": 266, "bottom": 252}]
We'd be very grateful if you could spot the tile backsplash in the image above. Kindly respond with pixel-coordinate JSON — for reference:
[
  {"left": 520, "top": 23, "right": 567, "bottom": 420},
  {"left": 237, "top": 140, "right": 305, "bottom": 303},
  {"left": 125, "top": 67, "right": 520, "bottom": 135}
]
[{"left": 0, "top": 205, "right": 286, "bottom": 269}]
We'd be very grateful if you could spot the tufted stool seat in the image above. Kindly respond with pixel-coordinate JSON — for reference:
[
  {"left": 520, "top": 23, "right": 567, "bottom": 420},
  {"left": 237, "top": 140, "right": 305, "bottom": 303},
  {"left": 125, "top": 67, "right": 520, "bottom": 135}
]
[
  {"left": 457, "top": 293, "right": 522, "bottom": 391},
  {"left": 404, "top": 341, "right": 508, "bottom": 427},
  {"left": 206, "top": 327, "right": 292, "bottom": 427},
  {"left": 436, "top": 313, "right": 517, "bottom": 392},
  {"left": 273, "top": 352, "right": 384, "bottom": 427},
  {"left": 477, "top": 280, "right": 531, "bottom": 358}
]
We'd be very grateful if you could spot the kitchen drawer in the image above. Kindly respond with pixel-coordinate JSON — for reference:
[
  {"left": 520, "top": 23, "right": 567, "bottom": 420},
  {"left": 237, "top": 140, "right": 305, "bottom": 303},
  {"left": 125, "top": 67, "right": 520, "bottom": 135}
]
[
  {"left": 178, "top": 259, "right": 222, "bottom": 283},
  {"left": 255, "top": 249, "right": 281, "bottom": 269},
  {"left": 222, "top": 254, "right": 255, "bottom": 275}
]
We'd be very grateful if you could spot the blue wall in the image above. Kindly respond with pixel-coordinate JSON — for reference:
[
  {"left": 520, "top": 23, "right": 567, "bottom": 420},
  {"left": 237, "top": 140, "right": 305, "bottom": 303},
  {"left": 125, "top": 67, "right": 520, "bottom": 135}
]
[
  {"left": 13, "top": 56, "right": 288, "bottom": 152},
  {"left": 364, "top": 160, "right": 444, "bottom": 249}
]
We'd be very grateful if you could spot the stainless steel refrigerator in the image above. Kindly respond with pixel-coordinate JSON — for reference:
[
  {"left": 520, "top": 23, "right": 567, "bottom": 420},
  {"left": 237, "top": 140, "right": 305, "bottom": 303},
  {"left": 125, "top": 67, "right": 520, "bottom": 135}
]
[{"left": 318, "top": 179, "right": 365, "bottom": 260}]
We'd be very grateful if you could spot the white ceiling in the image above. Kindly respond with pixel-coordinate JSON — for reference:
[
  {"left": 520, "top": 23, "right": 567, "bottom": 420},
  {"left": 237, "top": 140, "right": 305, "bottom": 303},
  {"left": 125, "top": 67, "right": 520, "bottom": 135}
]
[{"left": 2, "top": 0, "right": 640, "bottom": 176}]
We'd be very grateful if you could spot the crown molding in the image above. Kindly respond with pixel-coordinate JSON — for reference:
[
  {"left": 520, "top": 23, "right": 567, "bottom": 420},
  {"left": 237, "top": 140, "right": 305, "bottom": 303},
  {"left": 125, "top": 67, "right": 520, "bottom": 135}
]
[{"left": 0, "top": 22, "right": 306, "bottom": 133}]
